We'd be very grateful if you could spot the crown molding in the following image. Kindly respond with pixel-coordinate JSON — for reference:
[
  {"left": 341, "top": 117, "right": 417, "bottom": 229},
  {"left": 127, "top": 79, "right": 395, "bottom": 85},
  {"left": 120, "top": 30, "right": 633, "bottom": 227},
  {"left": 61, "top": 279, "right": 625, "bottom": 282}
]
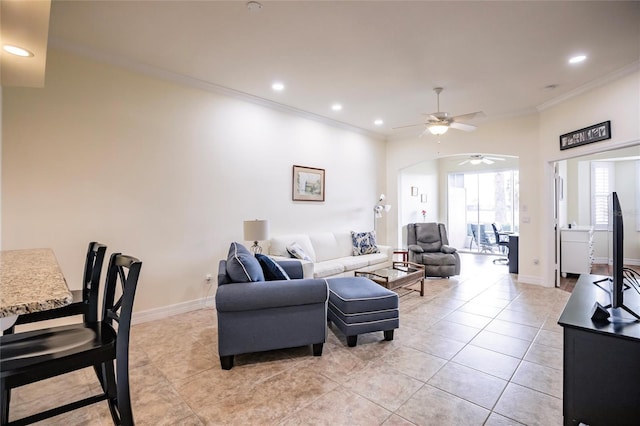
[
  {"left": 48, "top": 38, "right": 386, "bottom": 142},
  {"left": 537, "top": 60, "right": 640, "bottom": 112}
]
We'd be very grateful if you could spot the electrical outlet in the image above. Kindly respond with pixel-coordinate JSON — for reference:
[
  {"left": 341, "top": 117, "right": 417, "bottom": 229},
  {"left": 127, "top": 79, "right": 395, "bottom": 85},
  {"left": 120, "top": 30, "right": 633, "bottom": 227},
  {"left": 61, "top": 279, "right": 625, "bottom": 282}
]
[{"left": 205, "top": 273, "right": 212, "bottom": 282}]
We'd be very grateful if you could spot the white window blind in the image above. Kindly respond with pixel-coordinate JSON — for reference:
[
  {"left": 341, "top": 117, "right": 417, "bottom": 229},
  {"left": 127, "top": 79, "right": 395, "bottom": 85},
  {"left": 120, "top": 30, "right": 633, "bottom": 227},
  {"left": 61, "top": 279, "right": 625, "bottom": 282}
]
[{"left": 591, "top": 162, "right": 614, "bottom": 230}]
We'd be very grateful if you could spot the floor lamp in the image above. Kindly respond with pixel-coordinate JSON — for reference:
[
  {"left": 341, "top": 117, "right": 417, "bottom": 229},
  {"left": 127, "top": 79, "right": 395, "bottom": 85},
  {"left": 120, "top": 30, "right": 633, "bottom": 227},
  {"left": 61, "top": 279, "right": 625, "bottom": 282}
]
[{"left": 373, "top": 194, "right": 391, "bottom": 231}]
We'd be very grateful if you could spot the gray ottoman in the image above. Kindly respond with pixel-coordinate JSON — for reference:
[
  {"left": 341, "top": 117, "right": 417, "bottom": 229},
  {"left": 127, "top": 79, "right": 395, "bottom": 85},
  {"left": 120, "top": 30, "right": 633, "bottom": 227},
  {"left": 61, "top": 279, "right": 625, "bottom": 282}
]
[{"left": 327, "top": 277, "right": 399, "bottom": 347}]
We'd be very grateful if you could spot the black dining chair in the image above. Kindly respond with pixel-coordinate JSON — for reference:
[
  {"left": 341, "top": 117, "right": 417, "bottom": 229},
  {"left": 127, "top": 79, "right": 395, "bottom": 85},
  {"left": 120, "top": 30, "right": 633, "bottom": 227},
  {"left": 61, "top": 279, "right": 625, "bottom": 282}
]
[
  {"left": 491, "top": 223, "right": 510, "bottom": 264},
  {"left": 5, "top": 242, "right": 107, "bottom": 335},
  {"left": 1, "top": 253, "right": 142, "bottom": 426}
]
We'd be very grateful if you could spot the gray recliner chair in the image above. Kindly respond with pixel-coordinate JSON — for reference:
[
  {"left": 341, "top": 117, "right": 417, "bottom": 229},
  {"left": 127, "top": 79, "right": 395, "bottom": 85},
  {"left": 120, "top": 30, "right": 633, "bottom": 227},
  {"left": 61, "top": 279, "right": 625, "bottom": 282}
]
[{"left": 407, "top": 223, "right": 461, "bottom": 278}]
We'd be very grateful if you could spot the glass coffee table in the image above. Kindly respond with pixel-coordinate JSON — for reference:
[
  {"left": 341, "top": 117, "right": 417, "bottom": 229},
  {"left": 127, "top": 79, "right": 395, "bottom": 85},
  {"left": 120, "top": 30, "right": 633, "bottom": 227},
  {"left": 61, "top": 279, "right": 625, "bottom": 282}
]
[{"left": 355, "top": 261, "right": 425, "bottom": 296}]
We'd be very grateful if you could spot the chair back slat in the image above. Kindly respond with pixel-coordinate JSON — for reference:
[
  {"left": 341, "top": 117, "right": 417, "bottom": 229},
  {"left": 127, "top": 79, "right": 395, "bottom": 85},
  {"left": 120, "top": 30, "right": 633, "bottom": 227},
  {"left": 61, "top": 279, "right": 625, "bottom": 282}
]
[
  {"left": 84, "top": 242, "right": 107, "bottom": 323},
  {"left": 102, "top": 254, "right": 142, "bottom": 334}
]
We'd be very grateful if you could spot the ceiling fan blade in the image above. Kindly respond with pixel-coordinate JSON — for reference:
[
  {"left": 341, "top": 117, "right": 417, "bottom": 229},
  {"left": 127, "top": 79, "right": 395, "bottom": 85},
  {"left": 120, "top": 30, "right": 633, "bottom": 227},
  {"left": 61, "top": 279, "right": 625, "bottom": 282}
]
[
  {"left": 483, "top": 158, "right": 494, "bottom": 165},
  {"left": 452, "top": 111, "right": 485, "bottom": 122},
  {"left": 458, "top": 159, "right": 470, "bottom": 165},
  {"left": 486, "top": 156, "right": 505, "bottom": 161},
  {"left": 392, "top": 123, "right": 425, "bottom": 130},
  {"left": 418, "top": 128, "right": 430, "bottom": 138},
  {"left": 450, "top": 122, "right": 477, "bottom": 132}
]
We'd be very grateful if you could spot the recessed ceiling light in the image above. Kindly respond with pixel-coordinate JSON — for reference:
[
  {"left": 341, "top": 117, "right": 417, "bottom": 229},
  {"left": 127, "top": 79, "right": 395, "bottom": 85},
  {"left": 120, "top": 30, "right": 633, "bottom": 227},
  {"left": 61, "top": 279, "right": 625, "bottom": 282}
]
[
  {"left": 374, "top": 119, "right": 384, "bottom": 126},
  {"left": 3, "top": 44, "right": 34, "bottom": 57},
  {"left": 569, "top": 55, "right": 587, "bottom": 64},
  {"left": 271, "top": 82, "right": 285, "bottom": 91},
  {"left": 331, "top": 104, "right": 343, "bottom": 111}
]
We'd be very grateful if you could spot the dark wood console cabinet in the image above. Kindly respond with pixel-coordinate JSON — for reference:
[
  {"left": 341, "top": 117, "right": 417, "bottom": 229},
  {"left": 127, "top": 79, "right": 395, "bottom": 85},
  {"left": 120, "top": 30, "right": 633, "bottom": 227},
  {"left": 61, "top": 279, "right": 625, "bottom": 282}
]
[{"left": 558, "top": 274, "right": 640, "bottom": 426}]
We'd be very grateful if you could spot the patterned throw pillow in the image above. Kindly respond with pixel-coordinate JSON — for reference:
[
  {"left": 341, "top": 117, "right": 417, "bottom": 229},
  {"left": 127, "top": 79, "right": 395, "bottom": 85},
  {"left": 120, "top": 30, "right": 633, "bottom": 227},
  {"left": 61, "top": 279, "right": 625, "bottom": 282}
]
[
  {"left": 286, "top": 242, "right": 312, "bottom": 261},
  {"left": 226, "top": 242, "right": 265, "bottom": 283},
  {"left": 255, "top": 254, "right": 291, "bottom": 281},
  {"left": 351, "top": 231, "right": 380, "bottom": 256}
]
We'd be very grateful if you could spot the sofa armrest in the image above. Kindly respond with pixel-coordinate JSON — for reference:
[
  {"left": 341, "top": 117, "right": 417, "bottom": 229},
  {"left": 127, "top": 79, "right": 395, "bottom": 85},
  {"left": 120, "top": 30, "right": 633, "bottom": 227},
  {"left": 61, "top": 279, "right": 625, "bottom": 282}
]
[
  {"left": 408, "top": 244, "right": 424, "bottom": 253},
  {"left": 216, "top": 278, "right": 328, "bottom": 313},
  {"left": 276, "top": 260, "right": 304, "bottom": 279},
  {"left": 376, "top": 244, "right": 392, "bottom": 258},
  {"left": 271, "top": 255, "right": 314, "bottom": 278},
  {"left": 441, "top": 245, "right": 457, "bottom": 254}
]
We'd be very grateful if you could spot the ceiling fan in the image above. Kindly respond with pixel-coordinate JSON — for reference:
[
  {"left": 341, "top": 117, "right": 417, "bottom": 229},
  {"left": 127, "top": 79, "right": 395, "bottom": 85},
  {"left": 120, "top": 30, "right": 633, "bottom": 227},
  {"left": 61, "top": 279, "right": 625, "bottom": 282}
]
[
  {"left": 458, "top": 154, "right": 505, "bottom": 165},
  {"left": 393, "top": 87, "right": 484, "bottom": 136}
]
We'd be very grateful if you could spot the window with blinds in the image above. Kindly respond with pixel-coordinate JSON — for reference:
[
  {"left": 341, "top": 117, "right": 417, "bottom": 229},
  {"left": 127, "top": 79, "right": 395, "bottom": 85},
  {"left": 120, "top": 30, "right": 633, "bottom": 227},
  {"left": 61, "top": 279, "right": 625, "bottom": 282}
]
[{"left": 591, "top": 162, "right": 614, "bottom": 230}]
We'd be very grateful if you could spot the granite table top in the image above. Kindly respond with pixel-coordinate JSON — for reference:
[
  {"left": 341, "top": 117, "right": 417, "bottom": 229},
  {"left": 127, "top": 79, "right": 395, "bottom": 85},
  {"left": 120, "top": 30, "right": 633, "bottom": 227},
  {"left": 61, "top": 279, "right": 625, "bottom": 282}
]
[{"left": 0, "top": 248, "right": 73, "bottom": 317}]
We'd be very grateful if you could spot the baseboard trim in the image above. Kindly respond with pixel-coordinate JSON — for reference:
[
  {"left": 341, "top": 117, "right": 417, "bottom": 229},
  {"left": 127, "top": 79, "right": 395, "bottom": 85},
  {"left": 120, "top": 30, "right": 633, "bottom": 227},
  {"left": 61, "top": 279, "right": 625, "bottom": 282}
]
[
  {"left": 593, "top": 257, "right": 640, "bottom": 266},
  {"left": 132, "top": 295, "right": 215, "bottom": 325}
]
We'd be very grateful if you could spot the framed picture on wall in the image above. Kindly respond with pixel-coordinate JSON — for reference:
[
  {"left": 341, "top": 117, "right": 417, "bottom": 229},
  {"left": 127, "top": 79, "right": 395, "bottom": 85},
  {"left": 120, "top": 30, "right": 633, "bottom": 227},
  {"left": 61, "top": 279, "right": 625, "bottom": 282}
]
[{"left": 292, "top": 165, "right": 325, "bottom": 201}]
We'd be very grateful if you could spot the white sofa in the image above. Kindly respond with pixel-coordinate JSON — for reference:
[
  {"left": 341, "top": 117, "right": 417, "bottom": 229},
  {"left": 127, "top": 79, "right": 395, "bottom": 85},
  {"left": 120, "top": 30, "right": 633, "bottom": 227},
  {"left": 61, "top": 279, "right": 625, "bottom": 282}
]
[{"left": 268, "top": 232, "right": 392, "bottom": 279}]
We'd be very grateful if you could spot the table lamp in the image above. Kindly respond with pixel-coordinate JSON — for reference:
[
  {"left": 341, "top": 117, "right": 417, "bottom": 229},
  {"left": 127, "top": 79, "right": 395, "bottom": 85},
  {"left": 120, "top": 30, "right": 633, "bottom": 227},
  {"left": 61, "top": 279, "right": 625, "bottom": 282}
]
[{"left": 243, "top": 219, "right": 269, "bottom": 255}]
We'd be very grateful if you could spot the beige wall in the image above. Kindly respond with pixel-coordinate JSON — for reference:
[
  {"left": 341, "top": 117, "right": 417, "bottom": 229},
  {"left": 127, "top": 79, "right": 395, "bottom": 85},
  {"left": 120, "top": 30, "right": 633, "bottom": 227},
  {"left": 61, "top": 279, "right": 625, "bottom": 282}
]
[{"left": 2, "top": 49, "right": 387, "bottom": 314}]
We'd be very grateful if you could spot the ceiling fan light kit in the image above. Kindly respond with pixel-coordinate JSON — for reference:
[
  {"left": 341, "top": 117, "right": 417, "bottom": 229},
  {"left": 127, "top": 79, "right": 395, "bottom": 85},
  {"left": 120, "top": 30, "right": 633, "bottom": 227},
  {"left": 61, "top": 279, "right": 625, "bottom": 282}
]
[
  {"left": 428, "top": 124, "right": 449, "bottom": 135},
  {"left": 392, "top": 87, "right": 483, "bottom": 136},
  {"left": 459, "top": 154, "right": 506, "bottom": 166}
]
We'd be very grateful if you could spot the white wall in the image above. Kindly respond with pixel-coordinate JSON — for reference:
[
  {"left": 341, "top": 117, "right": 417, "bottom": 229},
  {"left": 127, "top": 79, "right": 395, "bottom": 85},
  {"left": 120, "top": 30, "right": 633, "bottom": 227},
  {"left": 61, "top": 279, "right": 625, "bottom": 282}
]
[
  {"left": 398, "top": 160, "right": 438, "bottom": 247},
  {"left": 0, "top": 86, "right": 3, "bottom": 250},
  {"left": 386, "top": 114, "right": 539, "bottom": 280},
  {"left": 2, "top": 49, "right": 387, "bottom": 313},
  {"left": 387, "top": 69, "right": 639, "bottom": 287},
  {"left": 538, "top": 69, "right": 640, "bottom": 285},
  {"left": 565, "top": 146, "right": 640, "bottom": 263}
]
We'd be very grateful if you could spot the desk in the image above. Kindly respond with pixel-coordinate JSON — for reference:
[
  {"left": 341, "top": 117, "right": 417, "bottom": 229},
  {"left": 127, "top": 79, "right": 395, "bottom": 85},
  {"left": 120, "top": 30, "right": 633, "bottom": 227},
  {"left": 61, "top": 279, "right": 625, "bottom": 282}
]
[
  {"left": 507, "top": 234, "right": 518, "bottom": 274},
  {"left": 558, "top": 274, "right": 640, "bottom": 425},
  {"left": 0, "top": 248, "right": 72, "bottom": 330}
]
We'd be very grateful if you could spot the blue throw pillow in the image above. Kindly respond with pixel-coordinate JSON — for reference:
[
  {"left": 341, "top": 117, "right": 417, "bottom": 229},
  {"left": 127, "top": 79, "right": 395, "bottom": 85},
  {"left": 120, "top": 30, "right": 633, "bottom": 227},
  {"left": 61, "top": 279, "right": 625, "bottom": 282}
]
[
  {"left": 351, "top": 231, "right": 380, "bottom": 256},
  {"left": 226, "top": 242, "right": 265, "bottom": 283},
  {"left": 255, "top": 254, "right": 291, "bottom": 281}
]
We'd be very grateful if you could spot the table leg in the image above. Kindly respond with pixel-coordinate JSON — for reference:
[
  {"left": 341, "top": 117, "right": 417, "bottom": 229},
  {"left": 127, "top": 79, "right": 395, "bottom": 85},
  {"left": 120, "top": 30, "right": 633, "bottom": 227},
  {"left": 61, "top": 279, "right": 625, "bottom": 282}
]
[{"left": 420, "top": 278, "right": 424, "bottom": 297}]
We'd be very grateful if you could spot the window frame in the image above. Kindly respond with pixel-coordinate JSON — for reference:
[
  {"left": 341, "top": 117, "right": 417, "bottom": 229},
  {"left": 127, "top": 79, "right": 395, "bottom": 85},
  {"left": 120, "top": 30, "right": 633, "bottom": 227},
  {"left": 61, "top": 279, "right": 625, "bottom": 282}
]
[{"left": 590, "top": 161, "right": 614, "bottom": 231}]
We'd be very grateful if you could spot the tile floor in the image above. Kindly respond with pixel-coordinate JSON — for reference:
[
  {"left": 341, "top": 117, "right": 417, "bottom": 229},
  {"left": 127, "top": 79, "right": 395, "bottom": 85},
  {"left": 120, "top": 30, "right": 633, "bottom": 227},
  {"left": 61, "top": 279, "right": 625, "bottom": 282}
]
[{"left": 8, "top": 254, "right": 571, "bottom": 425}]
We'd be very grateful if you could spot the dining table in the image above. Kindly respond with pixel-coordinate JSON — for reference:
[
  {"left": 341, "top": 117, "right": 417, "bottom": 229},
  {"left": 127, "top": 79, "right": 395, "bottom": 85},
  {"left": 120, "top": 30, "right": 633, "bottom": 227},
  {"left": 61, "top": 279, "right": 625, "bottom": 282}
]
[{"left": 0, "top": 248, "right": 73, "bottom": 331}]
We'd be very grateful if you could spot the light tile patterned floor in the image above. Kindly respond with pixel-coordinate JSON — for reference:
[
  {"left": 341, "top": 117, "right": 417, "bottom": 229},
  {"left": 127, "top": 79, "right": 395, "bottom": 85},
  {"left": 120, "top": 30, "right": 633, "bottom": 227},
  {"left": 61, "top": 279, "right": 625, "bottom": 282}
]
[{"left": 8, "top": 253, "right": 571, "bottom": 425}]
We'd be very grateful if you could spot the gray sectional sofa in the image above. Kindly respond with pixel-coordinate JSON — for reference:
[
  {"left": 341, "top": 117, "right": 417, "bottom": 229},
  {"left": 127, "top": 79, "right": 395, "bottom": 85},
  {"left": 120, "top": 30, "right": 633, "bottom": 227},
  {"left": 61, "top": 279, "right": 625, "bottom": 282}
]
[{"left": 216, "top": 251, "right": 328, "bottom": 370}]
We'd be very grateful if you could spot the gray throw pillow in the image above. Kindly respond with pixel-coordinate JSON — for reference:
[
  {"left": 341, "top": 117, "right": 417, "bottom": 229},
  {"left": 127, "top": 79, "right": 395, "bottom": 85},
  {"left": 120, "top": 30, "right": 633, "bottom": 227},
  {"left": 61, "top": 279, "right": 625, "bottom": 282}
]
[
  {"left": 226, "top": 242, "right": 265, "bottom": 283},
  {"left": 286, "top": 243, "right": 311, "bottom": 261}
]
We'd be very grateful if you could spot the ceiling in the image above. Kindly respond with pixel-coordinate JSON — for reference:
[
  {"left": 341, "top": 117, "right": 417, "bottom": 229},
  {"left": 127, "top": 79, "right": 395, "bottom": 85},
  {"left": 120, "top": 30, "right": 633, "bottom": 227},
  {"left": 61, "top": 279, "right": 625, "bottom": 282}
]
[
  {"left": 0, "top": 0, "right": 50, "bottom": 87},
  {"left": 7, "top": 1, "right": 640, "bottom": 138}
]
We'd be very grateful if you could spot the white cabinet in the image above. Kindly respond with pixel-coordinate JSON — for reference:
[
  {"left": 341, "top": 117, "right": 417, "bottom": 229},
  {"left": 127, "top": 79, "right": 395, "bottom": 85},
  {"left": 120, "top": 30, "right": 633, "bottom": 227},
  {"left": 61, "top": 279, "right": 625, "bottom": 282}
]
[{"left": 561, "top": 226, "right": 594, "bottom": 277}]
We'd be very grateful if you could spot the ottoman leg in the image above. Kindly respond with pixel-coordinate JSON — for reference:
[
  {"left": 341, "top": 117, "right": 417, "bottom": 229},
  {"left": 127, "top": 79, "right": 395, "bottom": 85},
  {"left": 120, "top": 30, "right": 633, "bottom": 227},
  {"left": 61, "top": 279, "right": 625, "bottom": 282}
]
[
  {"left": 347, "top": 335, "right": 358, "bottom": 347},
  {"left": 384, "top": 330, "right": 394, "bottom": 341},
  {"left": 313, "top": 343, "right": 324, "bottom": 356}
]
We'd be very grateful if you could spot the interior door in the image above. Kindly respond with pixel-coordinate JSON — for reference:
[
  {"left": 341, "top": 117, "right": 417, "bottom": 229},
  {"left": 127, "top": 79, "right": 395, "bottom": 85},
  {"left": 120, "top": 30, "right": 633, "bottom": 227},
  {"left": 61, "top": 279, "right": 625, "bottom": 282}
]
[{"left": 554, "top": 162, "right": 561, "bottom": 288}]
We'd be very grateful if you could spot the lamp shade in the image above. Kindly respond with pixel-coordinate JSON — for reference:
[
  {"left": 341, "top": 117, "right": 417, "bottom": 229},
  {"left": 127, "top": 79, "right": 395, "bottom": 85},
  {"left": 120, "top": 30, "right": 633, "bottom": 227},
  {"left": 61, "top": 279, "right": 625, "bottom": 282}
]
[{"left": 243, "top": 219, "right": 269, "bottom": 242}]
